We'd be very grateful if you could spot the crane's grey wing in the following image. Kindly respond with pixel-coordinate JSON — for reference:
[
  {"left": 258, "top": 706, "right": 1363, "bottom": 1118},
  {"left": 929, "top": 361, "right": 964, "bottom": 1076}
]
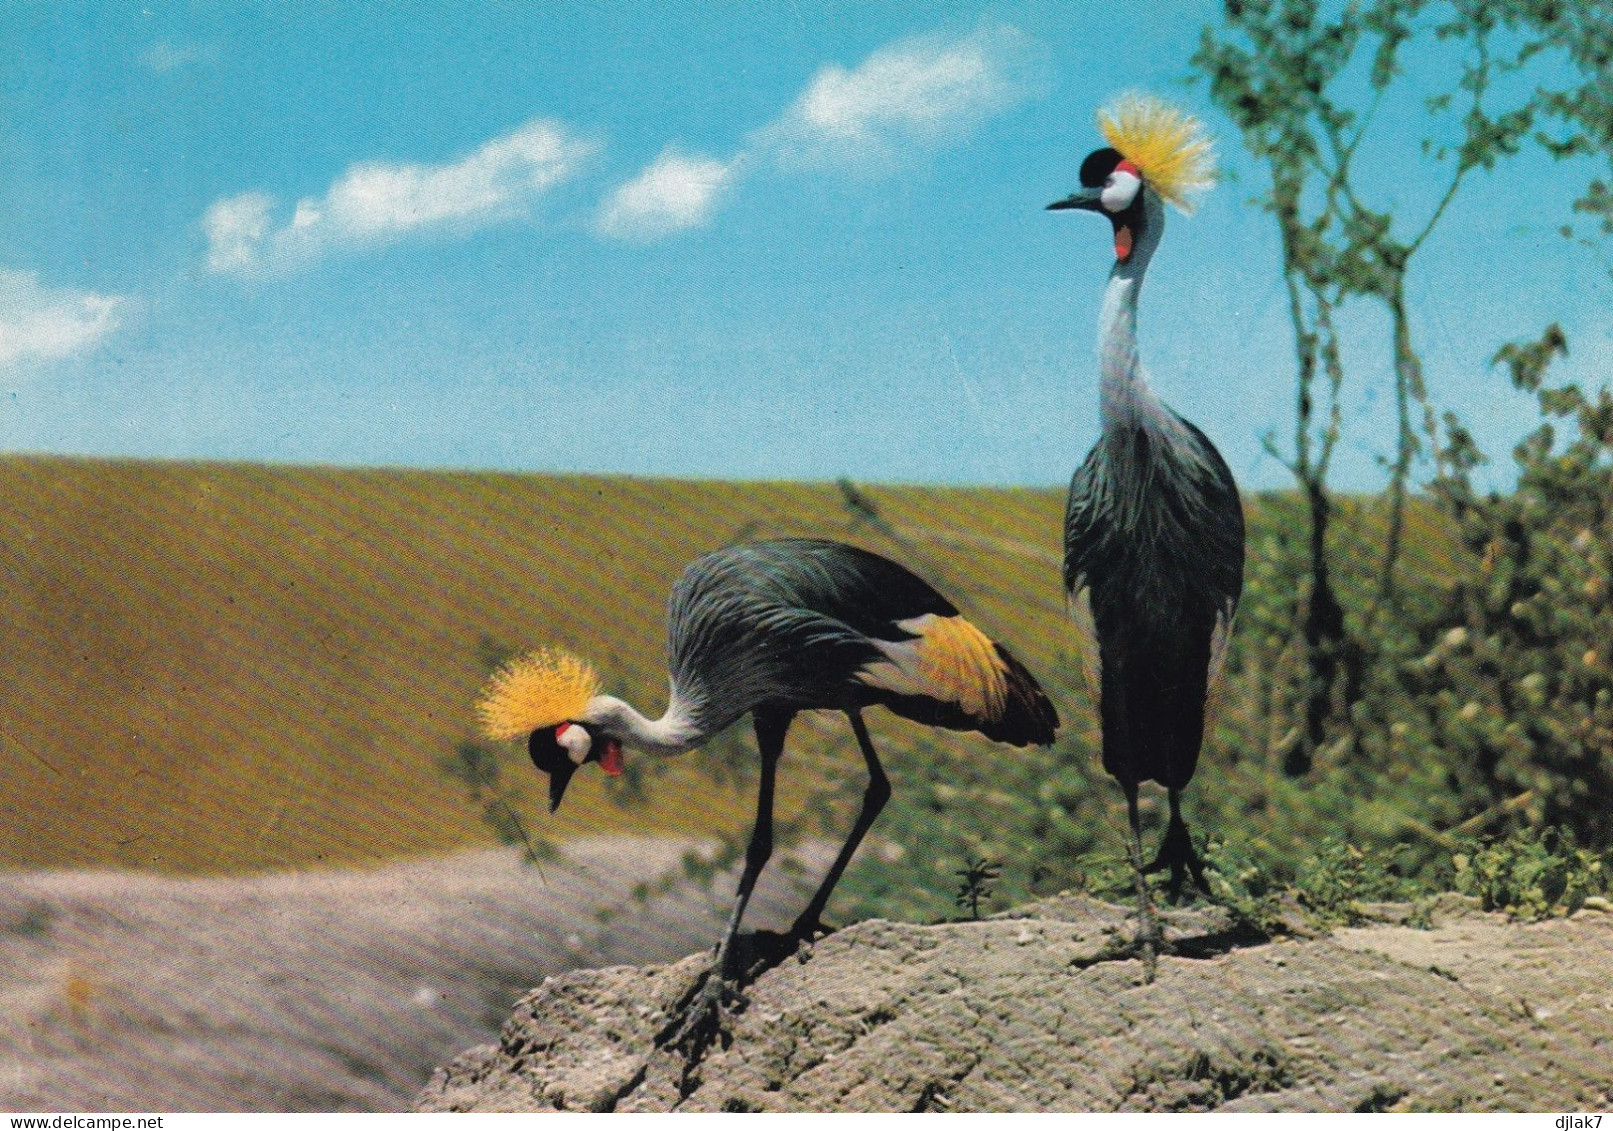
[
  {"left": 1178, "top": 417, "right": 1245, "bottom": 613},
  {"left": 1179, "top": 417, "right": 1244, "bottom": 741},
  {"left": 1159, "top": 417, "right": 1243, "bottom": 746},
  {"left": 735, "top": 539, "right": 960, "bottom": 630},
  {"left": 1202, "top": 598, "right": 1235, "bottom": 740},
  {"left": 1064, "top": 446, "right": 1106, "bottom": 709},
  {"left": 763, "top": 541, "right": 1056, "bottom": 743},
  {"left": 668, "top": 583, "right": 872, "bottom": 733},
  {"left": 666, "top": 543, "right": 886, "bottom": 731},
  {"left": 1067, "top": 586, "right": 1102, "bottom": 709},
  {"left": 670, "top": 539, "right": 1056, "bottom": 745}
]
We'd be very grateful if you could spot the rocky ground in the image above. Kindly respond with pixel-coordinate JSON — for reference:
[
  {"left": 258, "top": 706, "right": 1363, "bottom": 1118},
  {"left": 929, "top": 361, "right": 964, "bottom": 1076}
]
[
  {"left": 418, "top": 893, "right": 1613, "bottom": 1113},
  {"left": 0, "top": 838, "right": 827, "bottom": 1111}
]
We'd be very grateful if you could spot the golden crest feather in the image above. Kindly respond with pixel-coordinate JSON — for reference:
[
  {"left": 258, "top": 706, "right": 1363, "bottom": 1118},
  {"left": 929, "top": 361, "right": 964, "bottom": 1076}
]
[
  {"left": 1098, "top": 91, "right": 1216, "bottom": 214},
  {"left": 476, "top": 648, "right": 600, "bottom": 741}
]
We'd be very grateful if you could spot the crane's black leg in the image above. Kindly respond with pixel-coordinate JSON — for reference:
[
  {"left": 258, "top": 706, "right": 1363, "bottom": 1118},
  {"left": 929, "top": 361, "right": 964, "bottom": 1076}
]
[
  {"left": 1123, "top": 782, "right": 1161, "bottom": 983},
  {"left": 788, "top": 708, "right": 891, "bottom": 941},
  {"left": 663, "top": 710, "right": 788, "bottom": 1051},
  {"left": 712, "top": 709, "right": 787, "bottom": 976},
  {"left": 1142, "top": 788, "right": 1210, "bottom": 901}
]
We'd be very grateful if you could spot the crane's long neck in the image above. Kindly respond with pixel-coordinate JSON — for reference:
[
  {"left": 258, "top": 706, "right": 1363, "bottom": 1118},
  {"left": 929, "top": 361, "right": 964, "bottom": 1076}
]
[
  {"left": 583, "top": 694, "right": 704, "bottom": 756},
  {"left": 1098, "top": 193, "right": 1166, "bottom": 433}
]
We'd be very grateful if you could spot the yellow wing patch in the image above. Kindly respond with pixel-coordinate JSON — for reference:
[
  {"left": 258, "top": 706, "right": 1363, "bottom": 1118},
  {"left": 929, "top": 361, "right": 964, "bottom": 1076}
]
[
  {"left": 909, "top": 614, "right": 1010, "bottom": 721},
  {"left": 1098, "top": 91, "right": 1216, "bottom": 214},
  {"left": 476, "top": 648, "right": 600, "bottom": 741}
]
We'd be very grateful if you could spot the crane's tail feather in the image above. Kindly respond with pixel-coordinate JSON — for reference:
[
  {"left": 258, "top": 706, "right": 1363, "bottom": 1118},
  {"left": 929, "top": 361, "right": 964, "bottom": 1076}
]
[{"left": 984, "top": 642, "right": 1060, "bottom": 746}]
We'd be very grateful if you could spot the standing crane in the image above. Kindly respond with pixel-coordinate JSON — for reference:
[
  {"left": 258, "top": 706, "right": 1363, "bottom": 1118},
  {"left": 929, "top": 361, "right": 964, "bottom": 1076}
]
[
  {"left": 477, "top": 537, "right": 1058, "bottom": 1039},
  {"left": 1047, "top": 94, "right": 1245, "bottom": 973}
]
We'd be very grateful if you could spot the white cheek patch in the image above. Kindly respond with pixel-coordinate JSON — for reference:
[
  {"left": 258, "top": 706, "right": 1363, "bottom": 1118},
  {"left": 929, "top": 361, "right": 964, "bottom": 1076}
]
[
  {"left": 1101, "top": 170, "right": 1141, "bottom": 213},
  {"left": 556, "top": 723, "right": 592, "bottom": 765}
]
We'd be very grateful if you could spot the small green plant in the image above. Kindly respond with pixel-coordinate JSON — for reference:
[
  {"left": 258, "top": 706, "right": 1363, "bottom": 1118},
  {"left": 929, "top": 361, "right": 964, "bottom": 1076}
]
[
  {"left": 1204, "top": 839, "right": 1289, "bottom": 936},
  {"left": 1293, "top": 838, "right": 1412, "bottom": 927},
  {"left": 1452, "top": 828, "right": 1607, "bottom": 921},
  {"left": 439, "top": 741, "right": 556, "bottom": 867},
  {"left": 954, "top": 857, "right": 1002, "bottom": 921}
]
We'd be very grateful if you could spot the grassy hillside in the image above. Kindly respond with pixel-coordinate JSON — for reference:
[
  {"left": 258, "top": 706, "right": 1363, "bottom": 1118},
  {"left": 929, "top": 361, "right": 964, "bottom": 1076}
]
[
  {"left": 0, "top": 454, "right": 1075, "bottom": 874},
  {"left": 2, "top": 453, "right": 1481, "bottom": 895}
]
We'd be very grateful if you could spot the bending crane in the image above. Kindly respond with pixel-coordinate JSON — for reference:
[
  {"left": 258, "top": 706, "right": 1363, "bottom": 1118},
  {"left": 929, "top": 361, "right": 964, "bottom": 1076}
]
[{"left": 478, "top": 537, "right": 1057, "bottom": 1035}]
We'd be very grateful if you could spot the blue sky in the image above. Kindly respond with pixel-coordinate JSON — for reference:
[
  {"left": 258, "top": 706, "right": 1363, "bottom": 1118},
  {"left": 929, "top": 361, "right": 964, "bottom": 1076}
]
[{"left": 1, "top": 2, "right": 1606, "bottom": 491}]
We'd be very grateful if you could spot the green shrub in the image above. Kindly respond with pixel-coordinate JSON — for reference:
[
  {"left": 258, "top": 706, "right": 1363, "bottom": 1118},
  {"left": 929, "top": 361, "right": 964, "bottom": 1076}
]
[
  {"left": 1203, "top": 837, "right": 1290, "bottom": 936},
  {"left": 1421, "top": 343, "right": 1613, "bottom": 850},
  {"left": 1452, "top": 828, "right": 1607, "bottom": 920},
  {"left": 1292, "top": 838, "right": 1415, "bottom": 926}
]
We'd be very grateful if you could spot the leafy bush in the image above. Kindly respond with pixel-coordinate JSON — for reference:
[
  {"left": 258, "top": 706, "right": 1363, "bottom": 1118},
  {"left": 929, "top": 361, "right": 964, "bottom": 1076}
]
[
  {"left": 1418, "top": 333, "right": 1613, "bottom": 849},
  {"left": 1291, "top": 838, "right": 1416, "bottom": 927},
  {"left": 1452, "top": 828, "right": 1607, "bottom": 921},
  {"left": 1203, "top": 837, "right": 1290, "bottom": 936}
]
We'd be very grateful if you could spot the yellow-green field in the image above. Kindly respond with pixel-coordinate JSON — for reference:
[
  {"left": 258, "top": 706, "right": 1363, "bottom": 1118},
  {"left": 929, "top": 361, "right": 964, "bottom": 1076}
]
[
  {"left": 2, "top": 454, "right": 1465, "bottom": 877},
  {"left": 1, "top": 454, "right": 1081, "bottom": 874}
]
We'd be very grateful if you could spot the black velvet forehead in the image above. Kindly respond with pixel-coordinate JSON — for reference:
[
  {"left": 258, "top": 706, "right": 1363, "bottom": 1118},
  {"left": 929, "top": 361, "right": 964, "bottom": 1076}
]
[
  {"left": 1079, "top": 147, "right": 1124, "bottom": 188},
  {"left": 528, "top": 725, "right": 570, "bottom": 774}
]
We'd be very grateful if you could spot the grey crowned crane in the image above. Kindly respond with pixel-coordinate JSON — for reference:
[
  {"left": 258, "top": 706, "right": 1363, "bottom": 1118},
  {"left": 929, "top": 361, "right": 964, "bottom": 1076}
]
[
  {"left": 477, "top": 537, "right": 1058, "bottom": 1040},
  {"left": 1047, "top": 94, "right": 1245, "bottom": 973}
]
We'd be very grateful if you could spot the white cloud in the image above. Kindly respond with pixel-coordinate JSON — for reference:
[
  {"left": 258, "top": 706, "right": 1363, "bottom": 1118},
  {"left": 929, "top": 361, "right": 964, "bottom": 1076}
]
[
  {"left": 141, "top": 41, "right": 216, "bottom": 73},
  {"left": 204, "top": 118, "right": 597, "bottom": 276},
  {"left": 203, "top": 192, "right": 275, "bottom": 274},
  {"left": 593, "top": 25, "right": 1041, "bottom": 243},
  {"left": 0, "top": 269, "right": 126, "bottom": 370},
  {"left": 597, "top": 149, "right": 741, "bottom": 240},
  {"left": 760, "top": 25, "right": 1041, "bottom": 170}
]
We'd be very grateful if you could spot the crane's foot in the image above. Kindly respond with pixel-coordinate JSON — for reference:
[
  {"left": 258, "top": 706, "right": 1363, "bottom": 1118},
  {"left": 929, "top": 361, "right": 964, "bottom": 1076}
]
[
  {"left": 1130, "top": 895, "right": 1165, "bottom": 982},
  {"left": 659, "top": 919, "right": 834, "bottom": 1055},
  {"left": 658, "top": 967, "right": 743, "bottom": 1056},
  {"left": 1142, "top": 815, "right": 1210, "bottom": 903},
  {"left": 785, "top": 915, "right": 834, "bottom": 949},
  {"left": 729, "top": 919, "right": 830, "bottom": 981},
  {"left": 658, "top": 923, "right": 822, "bottom": 1054},
  {"left": 788, "top": 915, "right": 832, "bottom": 941}
]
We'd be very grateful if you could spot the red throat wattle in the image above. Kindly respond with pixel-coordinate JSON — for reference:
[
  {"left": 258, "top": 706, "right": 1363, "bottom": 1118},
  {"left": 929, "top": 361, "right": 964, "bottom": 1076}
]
[
  {"left": 1115, "top": 224, "right": 1134, "bottom": 262},
  {"left": 600, "top": 740, "right": 624, "bottom": 776}
]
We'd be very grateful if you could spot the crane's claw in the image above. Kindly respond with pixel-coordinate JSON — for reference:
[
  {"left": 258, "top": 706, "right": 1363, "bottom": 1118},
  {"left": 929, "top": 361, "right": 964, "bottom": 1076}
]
[
  {"left": 1143, "top": 816, "right": 1210, "bottom": 902},
  {"left": 659, "top": 969, "right": 742, "bottom": 1055},
  {"left": 661, "top": 921, "right": 831, "bottom": 1055},
  {"left": 788, "top": 916, "right": 833, "bottom": 943}
]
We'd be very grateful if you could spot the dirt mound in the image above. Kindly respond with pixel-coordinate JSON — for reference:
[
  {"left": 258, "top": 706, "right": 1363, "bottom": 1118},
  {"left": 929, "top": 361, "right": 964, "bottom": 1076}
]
[
  {"left": 418, "top": 894, "right": 1613, "bottom": 1112},
  {"left": 0, "top": 838, "right": 828, "bottom": 1111}
]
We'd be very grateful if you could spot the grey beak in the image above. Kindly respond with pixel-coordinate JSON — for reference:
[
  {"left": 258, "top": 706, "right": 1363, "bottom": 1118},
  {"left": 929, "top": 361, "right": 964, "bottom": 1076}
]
[
  {"left": 1047, "top": 188, "right": 1103, "bottom": 212},
  {"left": 547, "top": 760, "right": 577, "bottom": 813}
]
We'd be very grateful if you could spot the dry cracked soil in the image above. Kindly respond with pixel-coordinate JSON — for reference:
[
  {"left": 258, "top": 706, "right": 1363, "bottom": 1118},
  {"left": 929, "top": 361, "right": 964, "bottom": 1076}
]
[{"left": 417, "top": 893, "right": 1613, "bottom": 1113}]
